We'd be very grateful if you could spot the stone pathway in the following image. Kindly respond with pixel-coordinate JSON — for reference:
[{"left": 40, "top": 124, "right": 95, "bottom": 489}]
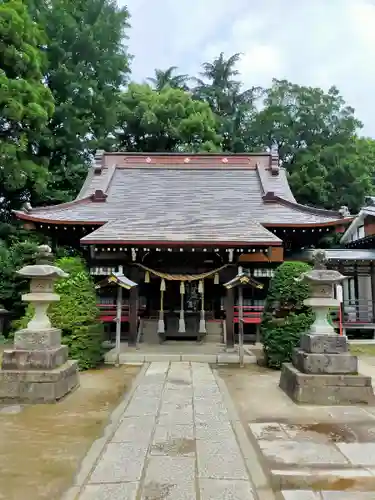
[{"left": 74, "top": 362, "right": 258, "bottom": 500}]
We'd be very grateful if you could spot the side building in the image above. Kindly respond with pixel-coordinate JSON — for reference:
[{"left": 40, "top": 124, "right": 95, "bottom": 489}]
[
  {"left": 334, "top": 197, "right": 375, "bottom": 338},
  {"left": 14, "top": 151, "right": 350, "bottom": 346}
]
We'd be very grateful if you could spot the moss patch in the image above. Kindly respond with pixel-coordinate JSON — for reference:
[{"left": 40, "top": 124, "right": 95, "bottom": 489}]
[
  {"left": 0, "top": 365, "right": 140, "bottom": 500},
  {"left": 350, "top": 344, "right": 375, "bottom": 357}
]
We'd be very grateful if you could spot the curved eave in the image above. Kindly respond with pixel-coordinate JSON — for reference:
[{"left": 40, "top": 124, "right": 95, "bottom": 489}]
[
  {"left": 264, "top": 217, "right": 353, "bottom": 228},
  {"left": 81, "top": 239, "right": 283, "bottom": 247},
  {"left": 13, "top": 210, "right": 106, "bottom": 226}
]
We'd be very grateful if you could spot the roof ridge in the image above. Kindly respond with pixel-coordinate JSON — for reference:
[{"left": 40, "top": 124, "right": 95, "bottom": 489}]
[
  {"left": 263, "top": 193, "right": 347, "bottom": 218},
  {"left": 15, "top": 196, "right": 92, "bottom": 214}
]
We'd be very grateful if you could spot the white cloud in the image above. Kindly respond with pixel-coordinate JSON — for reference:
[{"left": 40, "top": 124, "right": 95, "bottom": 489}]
[{"left": 121, "top": 0, "right": 375, "bottom": 136}]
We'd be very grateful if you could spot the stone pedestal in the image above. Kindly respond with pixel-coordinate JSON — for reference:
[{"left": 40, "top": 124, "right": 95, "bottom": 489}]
[
  {"left": 0, "top": 245, "right": 79, "bottom": 404},
  {"left": 279, "top": 333, "right": 375, "bottom": 405},
  {"left": 0, "top": 328, "right": 79, "bottom": 404}
]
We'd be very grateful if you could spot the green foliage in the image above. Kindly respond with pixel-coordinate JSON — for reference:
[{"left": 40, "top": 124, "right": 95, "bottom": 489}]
[
  {"left": 147, "top": 66, "right": 189, "bottom": 91},
  {"left": 16, "top": 256, "right": 104, "bottom": 370},
  {"left": 192, "top": 52, "right": 260, "bottom": 152},
  {"left": 0, "top": 0, "right": 54, "bottom": 222},
  {"left": 289, "top": 138, "right": 375, "bottom": 213},
  {"left": 251, "top": 79, "right": 362, "bottom": 163},
  {"left": 0, "top": 239, "right": 39, "bottom": 320},
  {"left": 28, "top": 0, "right": 131, "bottom": 206},
  {"left": 116, "top": 83, "right": 222, "bottom": 152},
  {"left": 262, "top": 261, "right": 314, "bottom": 369},
  {"left": 262, "top": 313, "right": 314, "bottom": 370}
]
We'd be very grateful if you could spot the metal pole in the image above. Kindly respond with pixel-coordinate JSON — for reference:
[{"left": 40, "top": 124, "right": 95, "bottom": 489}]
[
  {"left": 238, "top": 285, "right": 244, "bottom": 367},
  {"left": 115, "top": 284, "right": 123, "bottom": 366}
]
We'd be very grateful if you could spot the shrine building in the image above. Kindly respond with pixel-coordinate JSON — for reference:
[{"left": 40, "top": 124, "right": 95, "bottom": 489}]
[{"left": 14, "top": 151, "right": 351, "bottom": 347}]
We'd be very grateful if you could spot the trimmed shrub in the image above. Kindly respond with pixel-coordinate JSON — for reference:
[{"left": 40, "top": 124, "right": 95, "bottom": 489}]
[
  {"left": 262, "top": 261, "right": 314, "bottom": 369},
  {"left": 15, "top": 256, "right": 104, "bottom": 370}
]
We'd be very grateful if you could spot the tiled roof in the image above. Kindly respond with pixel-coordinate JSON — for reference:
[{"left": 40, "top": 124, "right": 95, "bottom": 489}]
[
  {"left": 297, "top": 249, "right": 375, "bottom": 262},
  {"left": 14, "top": 153, "right": 349, "bottom": 245},
  {"left": 80, "top": 217, "right": 281, "bottom": 244}
]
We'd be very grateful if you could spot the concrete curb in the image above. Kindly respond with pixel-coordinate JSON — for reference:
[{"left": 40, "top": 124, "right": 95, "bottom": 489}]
[
  {"left": 213, "top": 369, "right": 277, "bottom": 500},
  {"left": 61, "top": 363, "right": 149, "bottom": 500}
]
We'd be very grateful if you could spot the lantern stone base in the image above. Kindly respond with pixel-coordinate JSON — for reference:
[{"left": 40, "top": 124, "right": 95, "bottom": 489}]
[
  {"left": 0, "top": 327, "right": 79, "bottom": 404},
  {"left": 279, "top": 333, "right": 375, "bottom": 405},
  {"left": 1, "top": 345, "right": 69, "bottom": 370},
  {"left": 0, "top": 360, "right": 79, "bottom": 404}
]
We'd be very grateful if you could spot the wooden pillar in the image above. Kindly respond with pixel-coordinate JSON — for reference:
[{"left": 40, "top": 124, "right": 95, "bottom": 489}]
[
  {"left": 115, "top": 284, "right": 123, "bottom": 363},
  {"left": 371, "top": 263, "right": 375, "bottom": 323},
  {"left": 354, "top": 264, "right": 359, "bottom": 321},
  {"left": 128, "top": 287, "right": 138, "bottom": 346},
  {"left": 225, "top": 287, "right": 235, "bottom": 348}
]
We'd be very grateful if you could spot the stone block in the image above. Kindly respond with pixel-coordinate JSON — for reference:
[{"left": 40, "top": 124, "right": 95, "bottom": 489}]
[
  {"left": 118, "top": 353, "right": 145, "bottom": 363},
  {"left": 144, "top": 353, "right": 181, "bottom": 362},
  {"left": 258, "top": 439, "right": 348, "bottom": 466},
  {"left": 89, "top": 442, "right": 148, "bottom": 483},
  {"left": 199, "top": 478, "right": 255, "bottom": 500},
  {"left": 300, "top": 333, "right": 348, "bottom": 354},
  {"left": 293, "top": 349, "right": 358, "bottom": 374},
  {"left": 14, "top": 328, "right": 61, "bottom": 350},
  {"left": 279, "top": 363, "right": 375, "bottom": 405},
  {"left": 337, "top": 442, "right": 375, "bottom": 466},
  {"left": 1, "top": 346, "right": 68, "bottom": 370},
  {"left": 142, "top": 455, "right": 196, "bottom": 499},
  {"left": 272, "top": 468, "right": 375, "bottom": 492},
  {"left": 196, "top": 438, "right": 248, "bottom": 479},
  {"left": 217, "top": 353, "right": 256, "bottom": 364},
  {"left": 181, "top": 354, "right": 217, "bottom": 363},
  {"left": 79, "top": 483, "right": 138, "bottom": 500},
  {"left": 0, "top": 360, "right": 79, "bottom": 403}
]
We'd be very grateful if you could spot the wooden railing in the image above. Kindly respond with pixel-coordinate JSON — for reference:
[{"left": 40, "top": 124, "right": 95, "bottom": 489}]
[
  {"left": 233, "top": 306, "right": 264, "bottom": 324},
  {"left": 332, "top": 300, "right": 374, "bottom": 324},
  {"left": 97, "top": 304, "right": 129, "bottom": 322}
]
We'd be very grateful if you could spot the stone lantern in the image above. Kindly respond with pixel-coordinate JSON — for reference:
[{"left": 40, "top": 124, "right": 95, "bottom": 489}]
[
  {"left": 0, "top": 245, "right": 79, "bottom": 404},
  {"left": 299, "top": 249, "right": 346, "bottom": 336},
  {"left": 18, "top": 245, "right": 68, "bottom": 332},
  {"left": 279, "top": 249, "right": 375, "bottom": 405}
]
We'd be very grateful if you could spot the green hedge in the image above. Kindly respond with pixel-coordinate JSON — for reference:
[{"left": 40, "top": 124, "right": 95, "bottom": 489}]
[
  {"left": 262, "top": 261, "right": 314, "bottom": 369},
  {"left": 14, "top": 256, "right": 104, "bottom": 370}
]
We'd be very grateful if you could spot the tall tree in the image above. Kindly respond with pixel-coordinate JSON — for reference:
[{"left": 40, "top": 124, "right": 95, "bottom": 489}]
[
  {"left": 289, "top": 138, "right": 375, "bottom": 213},
  {"left": 116, "top": 83, "right": 222, "bottom": 152},
  {"left": 28, "top": 0, "right": 131, "bottom": 205},
  {"left": 147, "top": 66, "right": 189, "bottom": 91},
  {"left": 250, "top": 79, "right": 362, "bottom": 163},
  {"left": 193, "top": 52, "right": 242, "bottom": 114},
  {"left": 193, "top": 52, "right": 260, "bottom": 152},
  {"left": 0, "top": 0, "right": 54, "bottom": 223}
]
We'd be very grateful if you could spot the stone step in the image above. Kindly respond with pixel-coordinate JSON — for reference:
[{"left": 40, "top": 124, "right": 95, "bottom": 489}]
[{"left": 272, "top": 467, "right": 375, "bottom": 491}]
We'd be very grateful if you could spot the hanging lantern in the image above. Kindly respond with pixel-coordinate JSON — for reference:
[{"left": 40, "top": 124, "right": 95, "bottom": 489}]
[
  {"left": 180, "top": 281, "right": 185, "bottom": 294},
  {"left": 145, "top": 270, "right": 150, "bottom": 283},
  {"left": 160, "top": 278, "right": 166, "bottom": 291},
  {"left": 198, "top": 280, "right": 204, "bottom": 294},
  {"left": 214, "top": 273, "right": 219, "bottom": 285}
]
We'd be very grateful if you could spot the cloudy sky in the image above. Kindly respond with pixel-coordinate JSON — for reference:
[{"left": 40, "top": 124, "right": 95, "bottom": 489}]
[{"left": 123, "top": 0, "right": 375, "bottom": 137}]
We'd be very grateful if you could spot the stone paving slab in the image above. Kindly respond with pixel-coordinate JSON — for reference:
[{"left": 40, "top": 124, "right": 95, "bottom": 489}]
[
  {"left": 272, "top": 467, "right": 375, "bottom": 491},
  {"left": 76, "top": 362, "right": 262, "bottom": 500},
  {"left": 71, "top": 360, "right": 375, "bottom": 500},
  {"left": 196, "top": 438, "right": 249, "bottom": 480},
  {"left": 281, "top": 492, "right": 375, "bottom": 500},
  {"left": 257, "top": 440, "right": 349, "bottom": 466},
  {"left": 78, "top": 482, "right": 138, "bottom": 500},
  {"left": 88, "top": 442, "right": 148, "bottom": 483},
  {"left": 111, "top": 416, "right": 155, "bottom": 443},
  {"left": 199, "top": 478, "right": 255, "bottom": 499}
]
